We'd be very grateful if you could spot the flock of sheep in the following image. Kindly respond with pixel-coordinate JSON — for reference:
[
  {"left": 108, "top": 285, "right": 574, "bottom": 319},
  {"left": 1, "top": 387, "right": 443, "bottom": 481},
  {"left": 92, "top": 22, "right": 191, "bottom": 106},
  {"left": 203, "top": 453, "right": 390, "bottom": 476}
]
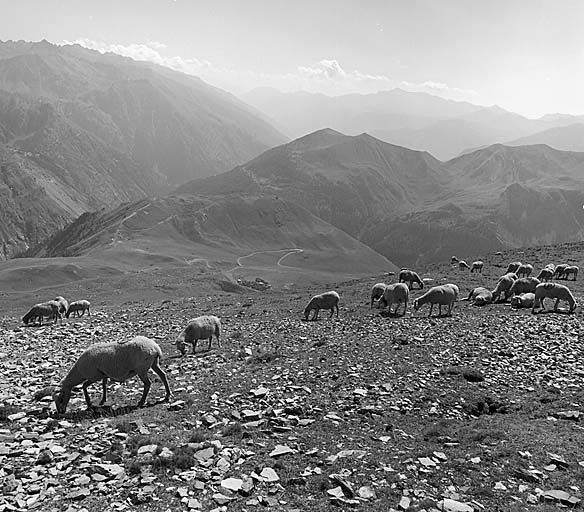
[
  {"left": 26, "top": 256, "right": 578, "bottom": 415},
  {"left": 368, "top": 259, "right": 578, "bottom": 317}
]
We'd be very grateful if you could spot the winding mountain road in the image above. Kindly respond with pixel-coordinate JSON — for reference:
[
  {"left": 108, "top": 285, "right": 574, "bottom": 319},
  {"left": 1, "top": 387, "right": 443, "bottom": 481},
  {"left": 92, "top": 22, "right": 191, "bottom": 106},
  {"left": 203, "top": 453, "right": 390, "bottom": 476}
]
[{"left": 224, "top": 248, "right": 304, "bottom": 282}]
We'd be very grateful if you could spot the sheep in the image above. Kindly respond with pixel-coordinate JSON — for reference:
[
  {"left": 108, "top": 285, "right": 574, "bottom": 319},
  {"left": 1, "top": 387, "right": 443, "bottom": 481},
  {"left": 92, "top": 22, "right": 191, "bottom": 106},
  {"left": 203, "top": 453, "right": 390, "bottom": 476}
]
[
  {"left": 545, "top": 263, "right": 556, "bottom": 272},
  {"left": 378, "top": 283, "right": 409, "bottom": 316},
  {"left": 505, "top": 261, "right": 522, "bottom": 274},
  {"left": 398, "top": 269, "right": 424, "bottom": 290},
  {"left": 470, "top": 261, "right": 484, "bottom": 273},
  {"left": 465, "top": 287, "right": 492, "bottom": 306},
  {"left": 491, "top": 275, "right": 516, "bottom": 302},
  {"left": 53, "top": 296, "right": 69, "bottom": 317},
  {"left": 22, "top": 301, "right": 61, "bottom": 326},
  {"left": 536, "top": 268, "right": 554, "bottom": 282},
  {"left": 303, "top": 291, "right": 340, "bottom": 321},
  {"left": 36, "top": 336, "right": 172, "bottom": 413},
  {"left": 532, "top": 283, "right": 577, "bottom": 314},
  {"left": 370, "top": 283, "right": 387, "bottom": 309},
  {"left": 508, "top": 277, "right": 540, "bottom": 297},
  {"left": 66, "top": 300, "right": 91, "bottom": 318},
  {"left": 516, "top": 264, "right": 533, "bottom": 278},
  {"left": 562, "top": 265, "right": 579, "bottom": 281},
  {"left": 554, "top": 264, "right": 568, "bottom": 280},
  {"left": 458, "top": 260, "right": 470, "bottom": 271},
  {"left": 510, "top": 293, "right": 535, "bottom": 309},
  {"left": 413, "top": 284, "right": 458, "bottom": 317},
  {"left": 451, "top": 256, "right": 459, "bottom": 264},
  {"left": 176, "top": 315, "right": 222, "bottom": 355}
]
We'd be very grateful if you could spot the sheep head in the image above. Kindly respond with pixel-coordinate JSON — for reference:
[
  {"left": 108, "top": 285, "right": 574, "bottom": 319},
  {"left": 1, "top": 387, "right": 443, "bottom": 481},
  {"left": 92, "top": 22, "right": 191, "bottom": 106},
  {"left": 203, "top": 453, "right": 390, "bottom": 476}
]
[
  {"left": 52, "top": 386, "right": 71, "bottom": 414},
  {"left": 176, "top": 338, "right": 187, "bottom": 356}
]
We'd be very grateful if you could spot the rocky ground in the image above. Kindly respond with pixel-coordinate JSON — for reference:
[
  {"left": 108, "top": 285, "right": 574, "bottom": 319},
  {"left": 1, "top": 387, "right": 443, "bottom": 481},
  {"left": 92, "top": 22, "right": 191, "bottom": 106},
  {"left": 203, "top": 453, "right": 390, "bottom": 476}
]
[{"left": 1, "top": 243, "right": 584, "bottom": 512}]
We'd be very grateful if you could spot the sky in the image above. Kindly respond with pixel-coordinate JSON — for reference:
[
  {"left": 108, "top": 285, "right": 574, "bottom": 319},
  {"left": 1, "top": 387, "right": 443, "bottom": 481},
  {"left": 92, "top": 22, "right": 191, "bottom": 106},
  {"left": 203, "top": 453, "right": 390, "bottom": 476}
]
[{"left": 1, "top": 0, "right": 583, "bottom": 118}]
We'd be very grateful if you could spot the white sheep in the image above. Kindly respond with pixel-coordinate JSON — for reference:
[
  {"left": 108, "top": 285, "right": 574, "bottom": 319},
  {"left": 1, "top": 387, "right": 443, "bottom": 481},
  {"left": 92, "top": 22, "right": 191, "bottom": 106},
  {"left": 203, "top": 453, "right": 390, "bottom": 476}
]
[
  {"left": 53, "top": 296, "right": 69, "bottom": 317},
  {"left": 554, "top": 264, "right": 568, "bottom": 280},
  {"left": 465, "top": 287, "right": 492, "bottom": 306},
  {"left": 516, "top": 264, "right": 533, "bottom": 278},
  {"left": 413, "top": 284, "right": 458, "bottom": 317},
  {"left": 378, "top": 283, "right": 409, "bottom": 316},
  {"left": 562, "top": 265, "right": 579, "bottom": 281},
  {"left": 304, "top": 291, "right": 340, "bottom": 321},
  {"left": 532, "top": 283, "right": 577, "bottom": 314},
  {"left": 508, "top": 277, "right": 540, "bottom": 296},
  {"left": 451, "top": 256, "right": 459, "bottom": 264},
  {"left": 22, "top": 301, "right": 61, "bottom": 326},
  {"left": 37, "top": 336, "right": 172, "bottom": 413},
  {"left": 506, "top": 261, "right": 522, "bottom": 274},
  {"left": 176, "top": 315, "right": 222, "bottom": 355},
  {"left": 491, "top": 274, "right": 516, "bottom": 302},
  {"left": 470, "top": 261, "right": 484, "bottom": 273},
  {"left": 370, "top": 283, "right": 387, "bottom": 309},
  {"left": 536, "top": 268, "right": 554, "bottom": 282},
  {"left": 66, "top": 300, "right": 91, "bottom": 318},
  {"left": 545, "top": 263, "right": 556, "bottom": 272},
  {"left": 398, "top": 269, "right": 424, "bottom": 289},
  {"left": 458, "top": 260, "right": 470, "bottom": 271},
  {"left": 510, "top": 293, "right": 535, "bottom": 309}
]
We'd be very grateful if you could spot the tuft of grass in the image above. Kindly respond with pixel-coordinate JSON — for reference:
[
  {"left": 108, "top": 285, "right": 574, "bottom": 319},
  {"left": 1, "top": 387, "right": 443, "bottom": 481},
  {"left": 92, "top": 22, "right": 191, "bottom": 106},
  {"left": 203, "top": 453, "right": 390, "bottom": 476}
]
[
  {"left": 247, "top": 346, "right": 281, "bottom": 364},
  {"left": 188, "top": 429, "right": 207, "bottom": 444},
  {"left": 221, "top": 422, "right": 242, "bottom": 438},
  {"left": 114, "top": 419, "right": 134, "bottom": 433}
]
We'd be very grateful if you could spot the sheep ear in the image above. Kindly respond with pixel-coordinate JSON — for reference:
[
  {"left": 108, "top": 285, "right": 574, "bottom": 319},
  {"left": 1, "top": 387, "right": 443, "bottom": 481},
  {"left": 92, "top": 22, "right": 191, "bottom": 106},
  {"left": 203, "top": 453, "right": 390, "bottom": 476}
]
[{"left": 33, "top": 385, "right": 59, "bottom": 400}]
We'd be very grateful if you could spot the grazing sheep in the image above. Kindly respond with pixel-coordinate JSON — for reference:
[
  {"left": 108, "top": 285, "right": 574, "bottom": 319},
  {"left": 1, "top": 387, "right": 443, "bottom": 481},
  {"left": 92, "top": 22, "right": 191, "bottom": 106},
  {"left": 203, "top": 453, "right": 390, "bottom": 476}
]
[
  {"left": 451, "top": 256, "right": 459, "bottom": 264},
  {"left": 491, "top": 275, "right": 516, "bottom": 302},
  {"left": 378, "top": 283, "right": 409, "bottom": 316},
  {"left": 562, "top": 265, "right": 579, "bottom": 281},
  {"left": 554, "top": 264, "right": 568, "bottom": 280},
  {"left": 39, "top": 336, "right": 171, "bottom": 413},
  {"left": 536, "top": 268, "right": 554, "bottom": 282},
  {"left": 458, "top": 260, "right": 470, "bottom": 271},
  {"left": 176, "top": 315, "right": 222, "bottom": 355},
  {"left": 65, "top": 300, "right": 91, "bottom": 318},
  {"left": 545, "top": 263, "right": 556, "bottom": 272},
  {"left": 22, "top": 301, "right": 61, "bottom": 326},
  {"left": 510, "top": 293, "right": 535, "bottom": 309},
  {"left": 506, "top": 261, "right": 522, "bottom": 274},
  {"left": 508, "top": 277, "right": 541, "bottom": 296},
  {"left": 470, "top": 261, "right": 484, "bottom": 273},
  {"left": 53, "top": 296, "right": 69, "bottom": 317},
  {"left": 370, "top": 283, "right": 387, "bottom": 309},
  {"left": 465, "top": 287, "right": 493, "bottom": 306},
  {"left": 516, "top": 264, "right": 533, "bottom": 278},
  {"left": 399, "top": 269, "right": 424, "bottom": 290},
  {"left": 304, "top": 291, "right": 340, "bottom": 321},
  {"left": 532, "top": 283, "right": 577, "bottom": 314},
  {"left": 413, "top": 284, "right": 458, "bottom": 317}
]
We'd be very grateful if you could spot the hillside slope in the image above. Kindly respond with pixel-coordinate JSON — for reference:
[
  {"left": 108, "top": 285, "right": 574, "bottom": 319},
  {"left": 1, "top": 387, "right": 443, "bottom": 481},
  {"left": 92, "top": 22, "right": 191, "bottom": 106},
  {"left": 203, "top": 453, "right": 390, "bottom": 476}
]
[
  {"left": 0, "top": 40, "right": 285, "bottom": 259},
  {"left": 181, "top": 129, "right": 449, "bottom": 239}
]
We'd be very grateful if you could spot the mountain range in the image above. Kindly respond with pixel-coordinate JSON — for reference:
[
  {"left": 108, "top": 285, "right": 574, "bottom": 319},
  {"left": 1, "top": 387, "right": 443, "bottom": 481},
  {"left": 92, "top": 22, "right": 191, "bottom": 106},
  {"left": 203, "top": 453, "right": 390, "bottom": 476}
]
[
  {"left": 28, "top": 129, "right": 584, "bottom": 268},
  {"left": 242, "top": 87, "right": 584, "bottom": 160},
  {"left": 0, "top": 40, "right": 285, "bottom": 258}
]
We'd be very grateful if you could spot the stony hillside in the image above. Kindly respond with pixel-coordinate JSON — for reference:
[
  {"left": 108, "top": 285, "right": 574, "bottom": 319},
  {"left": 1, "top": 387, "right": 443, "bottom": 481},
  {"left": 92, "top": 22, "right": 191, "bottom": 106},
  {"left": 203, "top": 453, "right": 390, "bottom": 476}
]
[
  {"left": 0, "top": 40, "right": 285, "bottom": 259},
  {"left": 0, "top": 241, "right": 583, "bottom": 511}
]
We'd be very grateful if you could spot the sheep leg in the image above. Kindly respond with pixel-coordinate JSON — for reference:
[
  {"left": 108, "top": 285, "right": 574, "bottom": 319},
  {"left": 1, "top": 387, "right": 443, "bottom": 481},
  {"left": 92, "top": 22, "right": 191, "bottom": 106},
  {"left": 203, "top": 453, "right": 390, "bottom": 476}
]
[
  {"left": 152, "top": 361, "right": 172, "bottom": 402},
  {"left": 554, "top": 298, "right": 560, "bottom": 312},
  {"left": 314, "top": 309, "right": 319, "bottom": 320},
  {"left": 137, "top": 373, "right": 151, "bottom": 408},
  {"left": 82, "top": 380, "right": 96, "bottom": 409},
  {"left": 99, "top": 378, "right": 108, "bottom": 406},
  {"left": 216, "top": 333, "right": 221, "bottom": 348},
  {"left": 428, "top": 303, "right": 434, "bottom": 317},
  {"left": 192, "top": 339, "right": 198, "bottom": 354},
  {"left": 208, "top": 337, "right": 212, "bottom": 351},
  {"left": 335, "top": 304, "right": 339, "bottom": 317}
]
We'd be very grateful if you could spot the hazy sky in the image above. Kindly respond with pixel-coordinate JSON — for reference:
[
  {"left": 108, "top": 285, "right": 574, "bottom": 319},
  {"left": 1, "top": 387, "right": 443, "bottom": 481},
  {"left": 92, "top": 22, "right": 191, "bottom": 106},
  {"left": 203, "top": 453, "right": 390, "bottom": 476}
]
[{"left": 1, "top": 0, "right": 583, "bottom": 117}]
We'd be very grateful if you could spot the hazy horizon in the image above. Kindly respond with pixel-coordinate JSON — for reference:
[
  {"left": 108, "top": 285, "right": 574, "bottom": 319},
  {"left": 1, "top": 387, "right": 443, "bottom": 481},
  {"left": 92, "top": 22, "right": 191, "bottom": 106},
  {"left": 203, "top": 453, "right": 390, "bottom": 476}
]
[{"left": 1, "top": 0, "right": 584, "bottom": 118}]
